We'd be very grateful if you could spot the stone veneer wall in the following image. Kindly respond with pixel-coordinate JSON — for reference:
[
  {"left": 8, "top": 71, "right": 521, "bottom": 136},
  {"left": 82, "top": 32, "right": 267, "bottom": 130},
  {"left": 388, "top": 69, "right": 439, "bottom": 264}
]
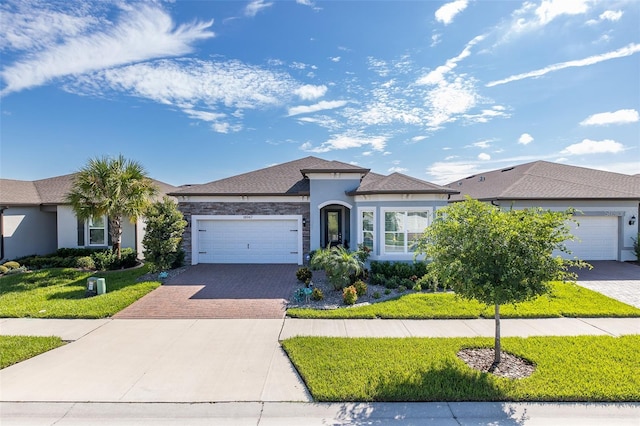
[{"left": 178, "top": 201, "right": 311, "bottom": 264}]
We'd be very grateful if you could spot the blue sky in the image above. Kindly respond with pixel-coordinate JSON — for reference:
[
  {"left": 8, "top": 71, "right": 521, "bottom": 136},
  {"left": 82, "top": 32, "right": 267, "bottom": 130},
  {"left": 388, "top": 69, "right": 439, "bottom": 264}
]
[{"left": 1, "top": 0, "right": 638, "bottom": 187}]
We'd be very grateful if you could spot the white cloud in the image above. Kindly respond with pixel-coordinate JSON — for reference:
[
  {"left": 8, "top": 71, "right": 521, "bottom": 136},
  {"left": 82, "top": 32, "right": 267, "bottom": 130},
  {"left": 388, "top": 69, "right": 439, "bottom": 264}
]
[
  {"left": 0, "top": 1, "right": 101, "bottom": 52},
  {"left": 293, "top": 84, "right": 327, "bottom": 100},
  {"left": 486, "top": 43, "right": 640, "bottom": 87},
  {"left": 561, "top": 139, "right": 625, "bottom": 155},
  {"left": 435, "top": 0, "right": 468, "bottom": 25},
  {"left": 580, "top": 109, "right": 639, "bottom": 126},
  {"left": 245, "top": 0, "right": 273, "bottom": 17},
  {"left": 411, "top": 136, "right": 427, "bottom": 142},
  {"left": 518, "top": 133, "right": 534, "bottom": 145},
  {"left": 478, "top": 153, "right": 491, "bottom": 161},
  {"left": 586, "top": 10, "right": 623, "bottom": 25},
  {"left": 1, "top": 3, "right": 214, "bottom": 95},
  {"left": 535, "top": 0, "right": 589, "bottom": 26},
  {"left": 329, "top": 56, "right": 341, "bottom": 62},
  {"left": 426, "top": 161, "right": 481, "bottom": 184},
  {"left": 388, "top": 167, "right": 408, "bottom": 173},
  {"left": 288, "top": 100, "right": 348, "bottom": 116},
  {"left": 302, "top": 133, "right": 387, "bottom": 153},
  {"left": 473, "top": 140, "right": 492, "bottom": 149},
  {"left": 68, "top": 59, "right": 302, "bottom": 132}
]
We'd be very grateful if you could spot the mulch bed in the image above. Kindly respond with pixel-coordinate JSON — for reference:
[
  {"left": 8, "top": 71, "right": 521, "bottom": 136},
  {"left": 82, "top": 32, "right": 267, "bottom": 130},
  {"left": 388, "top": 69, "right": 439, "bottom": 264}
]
[{"left": 457, "top": 348, "right": 536, "bottom": 379}]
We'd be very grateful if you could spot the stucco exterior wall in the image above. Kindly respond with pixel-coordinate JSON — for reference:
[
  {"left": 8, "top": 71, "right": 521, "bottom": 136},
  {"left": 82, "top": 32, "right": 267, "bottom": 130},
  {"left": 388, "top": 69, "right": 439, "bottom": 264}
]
[
  {"left": 2, "top": 206, "right": 57, "bottom": 260},
  {"left": 178, "top": 201, "right": 310, "bottom": 264},
  {"left": 57, "top": 205, "right": 139, "bottom": 254}
]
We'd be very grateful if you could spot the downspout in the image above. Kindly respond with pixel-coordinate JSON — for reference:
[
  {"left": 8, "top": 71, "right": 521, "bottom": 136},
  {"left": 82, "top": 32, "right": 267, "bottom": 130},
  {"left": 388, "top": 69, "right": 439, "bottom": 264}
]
[{"left": 0, "top": 206, "right": 7, "bottom": 261}]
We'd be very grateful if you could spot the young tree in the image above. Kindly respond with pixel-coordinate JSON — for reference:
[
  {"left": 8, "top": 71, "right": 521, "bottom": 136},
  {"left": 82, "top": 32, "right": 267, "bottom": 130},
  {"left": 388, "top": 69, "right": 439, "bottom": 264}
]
[
  {"left": 415, "top": 198, "right": 589, "bottom": 368},
  {"left": 67, "top": 155, "right": 157, "bottom": 259},
  {"left": 142, "top": 197, "right": 187, "bottom": 272}
]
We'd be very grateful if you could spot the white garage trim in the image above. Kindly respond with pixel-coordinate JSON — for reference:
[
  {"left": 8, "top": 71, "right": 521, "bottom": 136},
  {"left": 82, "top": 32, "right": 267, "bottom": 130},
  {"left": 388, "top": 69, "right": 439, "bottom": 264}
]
[{"left": 191, "top": 215, "right": 303, "bottom": 265}]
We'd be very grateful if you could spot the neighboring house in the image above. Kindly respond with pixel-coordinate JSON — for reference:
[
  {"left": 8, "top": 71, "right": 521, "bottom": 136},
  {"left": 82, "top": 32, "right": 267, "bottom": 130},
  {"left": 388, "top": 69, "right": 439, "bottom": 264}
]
[
  {"left": 170, "top": 156, "right": 458, "bottom": 265},
  {"left": 0, "top": 174, "right": 176, "bottom": 261},
  {"left": 446, "top": 161, "right": 640, "bottom": 262}
]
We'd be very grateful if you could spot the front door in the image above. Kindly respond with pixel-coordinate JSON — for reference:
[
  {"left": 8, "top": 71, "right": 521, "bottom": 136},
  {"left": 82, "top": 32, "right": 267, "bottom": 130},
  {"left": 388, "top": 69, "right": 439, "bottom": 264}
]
[{"left": 325, "top": 210, "right": 342, "bottom": 247}]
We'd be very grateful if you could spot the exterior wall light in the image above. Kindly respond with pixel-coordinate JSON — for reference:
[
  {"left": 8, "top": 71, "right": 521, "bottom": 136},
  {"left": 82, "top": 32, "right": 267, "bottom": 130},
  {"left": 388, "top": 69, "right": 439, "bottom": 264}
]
[
  {"left": 630, "top": 215, "right": 636, "bottom": 226},
  {"left": 303, "top": 217, "right": 307, "bottom": 227}
]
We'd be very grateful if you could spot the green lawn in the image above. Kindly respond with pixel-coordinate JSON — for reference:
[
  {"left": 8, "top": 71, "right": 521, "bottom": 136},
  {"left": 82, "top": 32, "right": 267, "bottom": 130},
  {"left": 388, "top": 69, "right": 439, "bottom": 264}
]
[
  {"left": 282, "top": 335, "right": 640, "bottom": 402},
  {"left": 287, "top": 281, "right": 640, "bottom": 319},
  {"left": 0, "top": 265, "right": 160, "bottom": 318},
  {"left": 0, "top": 335, "right": 65, "bottom": 369}
]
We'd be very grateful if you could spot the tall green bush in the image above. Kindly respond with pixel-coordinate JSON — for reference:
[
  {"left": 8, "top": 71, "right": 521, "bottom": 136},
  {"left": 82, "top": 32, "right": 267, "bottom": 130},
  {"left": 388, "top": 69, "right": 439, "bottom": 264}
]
[{"left": 142, "top": 197, "right": 187, "bottom": 272}]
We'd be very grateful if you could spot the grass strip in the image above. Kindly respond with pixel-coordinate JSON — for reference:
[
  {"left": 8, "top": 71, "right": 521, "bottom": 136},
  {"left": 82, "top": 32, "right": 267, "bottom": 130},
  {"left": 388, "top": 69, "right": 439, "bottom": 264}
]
[
  {"left": 0, "top": 265, "right": 159, "bottom": 318},
  {"left": 0, "top": 335, "right": 65, "bottom": 369},
  {"left": 282, "top": 335, "right": 640, "bottom": 402},
  {"left": 287, "top": 281, "right": 640, "bottom": 319}
]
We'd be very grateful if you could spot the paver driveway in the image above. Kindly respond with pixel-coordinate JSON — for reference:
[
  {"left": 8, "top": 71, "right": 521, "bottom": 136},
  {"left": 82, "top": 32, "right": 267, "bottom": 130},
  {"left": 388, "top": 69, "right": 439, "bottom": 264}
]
[
  {"left": 114, "top": 264, "right": 300, "bottom": 319},
  {"left": 574, "top": 261, "right": 640, "bottom": 308}
]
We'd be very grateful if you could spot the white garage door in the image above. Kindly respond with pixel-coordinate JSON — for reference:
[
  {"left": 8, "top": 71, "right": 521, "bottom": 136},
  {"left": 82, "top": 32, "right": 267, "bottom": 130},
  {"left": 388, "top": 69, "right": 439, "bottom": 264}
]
[
  {"left": 563, "top": 216, "right": 618, "bottom": 260},
  {"left": 197, "top": 218, "right": 300, "bottom": 264}
]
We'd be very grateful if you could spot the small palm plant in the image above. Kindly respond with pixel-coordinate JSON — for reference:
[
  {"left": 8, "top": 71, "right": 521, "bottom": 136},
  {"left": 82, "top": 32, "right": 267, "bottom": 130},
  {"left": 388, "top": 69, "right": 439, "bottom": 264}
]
[{"left": 310, "top": 246, "right": 364, "bottom": 290}]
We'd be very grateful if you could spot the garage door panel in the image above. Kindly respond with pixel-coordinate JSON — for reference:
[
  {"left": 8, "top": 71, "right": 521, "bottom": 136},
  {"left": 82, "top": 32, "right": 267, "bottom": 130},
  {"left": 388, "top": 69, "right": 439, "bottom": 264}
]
[
  {"left": 197, "top": 218, "right": 299, "bottom": 264},
  {"left": 561, "top": 216, "right": 618, "bottom": 261}
]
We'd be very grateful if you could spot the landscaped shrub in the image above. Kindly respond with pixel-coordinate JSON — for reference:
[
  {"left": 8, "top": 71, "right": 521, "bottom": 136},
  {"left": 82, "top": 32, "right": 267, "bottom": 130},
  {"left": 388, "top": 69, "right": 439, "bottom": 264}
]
[
  {"left": 343, "top": 285, "right": 358, "bottom": 305},
  {"left": 384, "top": 289, "right": 391, "bottom": 295},
  {"left": 54, "top": 248, "right": 101, "bottom": 258},
  {"left": 91, "top": 248, "right": 138, "bottom": 271},
  {"left": 0, "top": 265, "right": 8, "bottom": 274},
  {"left": 75, "top": 256, "right": 96, "bottom": 270},
  {"left": 412, "top": 283, "right": 422, "bottom": 292},
  {"left": 369, "top": 261, "right": 428, "bottom": 281},
  {"left": 5, "top": 266, "right": 27, "bottom": 275},
  {"left": 296, "top": 267, "right": 313, "bottom": 283},
  {"left": 633, "top": 232, "right": 640, "bottom": 260},
  {"left": 372, "top": 291, "right": 381, "bottom": 299},
  {"left": 397, "top": 285, "right": 407, "bottom": 293},
  {"left": 312, "top": 288, "right": 324, "bottom": 301},
  {"left": 2, "top": 261, "right": 20, "bottom": 270},
  {"left": 353, "top": 280, "right": 367, "bottom": 296},
  {"left": 311, "top": 247, "right": 364, "bottom": 291}
]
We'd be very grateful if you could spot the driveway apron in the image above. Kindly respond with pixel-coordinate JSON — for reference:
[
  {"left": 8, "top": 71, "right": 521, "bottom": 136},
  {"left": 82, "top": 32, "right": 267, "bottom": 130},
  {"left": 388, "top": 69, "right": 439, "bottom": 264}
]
[
  {"left": 574, "top": 261, "right": 640, "bottom": 308},
  {"left": 114, "top": 264, "right": 300, "bottom": 319}
]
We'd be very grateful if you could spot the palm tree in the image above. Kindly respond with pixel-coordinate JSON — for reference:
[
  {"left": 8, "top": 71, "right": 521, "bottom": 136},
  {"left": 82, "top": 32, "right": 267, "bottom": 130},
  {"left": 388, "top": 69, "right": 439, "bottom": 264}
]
[{"left": 66, "top": 155, "right": 158, "bottom": 259}]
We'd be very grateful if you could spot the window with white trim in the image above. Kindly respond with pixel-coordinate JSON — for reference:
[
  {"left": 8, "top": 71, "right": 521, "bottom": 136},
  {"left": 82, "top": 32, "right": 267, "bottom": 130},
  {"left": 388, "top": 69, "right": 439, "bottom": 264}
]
[
  {"left": 360, "top": 209, "right": 375, "bottom": 252},
  {"left": 88, "top": 216, "right": 107, "bottom": 245},
  {"left": 383, "top": 209, "right": 431, "bottom": 254}
]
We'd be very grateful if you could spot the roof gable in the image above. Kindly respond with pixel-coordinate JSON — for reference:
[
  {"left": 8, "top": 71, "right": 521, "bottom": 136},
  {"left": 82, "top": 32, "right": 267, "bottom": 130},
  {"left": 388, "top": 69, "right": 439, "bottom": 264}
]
[
  {"left": 448, "top": 161, "right": 640, "bottom": 201},
  {"left": 350, "top": 172, "right": 457, "bottom": 195}
]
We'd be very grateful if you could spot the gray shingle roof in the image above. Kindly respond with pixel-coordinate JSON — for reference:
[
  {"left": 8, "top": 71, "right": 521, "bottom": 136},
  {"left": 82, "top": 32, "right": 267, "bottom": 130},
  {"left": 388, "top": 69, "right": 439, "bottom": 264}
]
[
  {"left": 447, "top": 161, "right": 640, "bottom": 201},
  {"left": 349, "top": 172, "right": 458, "bottom": 195},
  {"left": 171, "top": 156, "right": 455, "bottom": 196},
  {"left": 0, "top": 174, "right": 177, "bottom": 206}
]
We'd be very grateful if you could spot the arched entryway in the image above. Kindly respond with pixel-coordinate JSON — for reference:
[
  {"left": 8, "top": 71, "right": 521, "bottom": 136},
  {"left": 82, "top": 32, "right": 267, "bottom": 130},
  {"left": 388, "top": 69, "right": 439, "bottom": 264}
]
[{"left": 319, "top": 203, "right": 351, "bottom": 249}]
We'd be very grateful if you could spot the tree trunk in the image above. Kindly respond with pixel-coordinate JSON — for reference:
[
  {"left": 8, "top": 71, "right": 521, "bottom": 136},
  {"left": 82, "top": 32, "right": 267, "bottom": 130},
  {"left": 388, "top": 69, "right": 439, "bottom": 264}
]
[
  {"left": 109, "top": 216, "right": 123, "bottom": 259},
  {"left": 491, "top": 303, "right": 501, "bottom": 371}
]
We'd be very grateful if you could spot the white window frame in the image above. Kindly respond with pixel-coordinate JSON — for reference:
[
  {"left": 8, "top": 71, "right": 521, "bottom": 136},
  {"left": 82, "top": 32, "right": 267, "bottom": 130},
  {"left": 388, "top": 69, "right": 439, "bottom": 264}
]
[
  {"left": 87, "top": 215, "right": 108, "bottom": 246},
  {"left": 380, "top": 208, "right": 432, "bottom": 255},
  {"left": 357, "top": 208, "right": 376, "bottom": 254}
]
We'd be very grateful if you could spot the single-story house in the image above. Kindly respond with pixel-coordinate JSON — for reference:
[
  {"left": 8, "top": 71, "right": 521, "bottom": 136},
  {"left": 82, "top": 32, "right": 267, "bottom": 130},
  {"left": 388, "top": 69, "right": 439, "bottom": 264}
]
[
  {"left": 0, "top": 174, "right": 176, "bottom": 261},
  {"left": 170, "top": 156, "right": 459, "bottom": 265},
  {"left": 445, "top": 160, "right": 640, "bottom": 262}
]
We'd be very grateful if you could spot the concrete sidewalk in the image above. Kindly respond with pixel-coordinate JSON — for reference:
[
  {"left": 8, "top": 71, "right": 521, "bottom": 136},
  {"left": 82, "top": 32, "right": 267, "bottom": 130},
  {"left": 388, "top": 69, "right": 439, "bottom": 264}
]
[{"left": 2, "top": 401, "right": 639, "bottom": 425}]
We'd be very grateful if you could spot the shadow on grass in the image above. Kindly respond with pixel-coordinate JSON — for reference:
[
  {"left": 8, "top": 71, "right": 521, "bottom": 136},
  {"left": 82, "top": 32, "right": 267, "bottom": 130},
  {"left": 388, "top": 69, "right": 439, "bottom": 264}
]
[
  {"left": 326, "top": 365, "right": 530, "bottom": 425},
  {"left": 372, "top": 363, "right": 506, "bottom": 402},
  {"left": 0, "top": 269, "right": 89, "bottom": 294}
]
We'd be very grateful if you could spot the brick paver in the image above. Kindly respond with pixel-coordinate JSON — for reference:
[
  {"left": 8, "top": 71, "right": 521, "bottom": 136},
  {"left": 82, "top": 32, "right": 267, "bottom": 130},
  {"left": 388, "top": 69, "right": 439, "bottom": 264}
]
[{"left": 114, "top": 264, "right": 300, "bottom": 319}]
